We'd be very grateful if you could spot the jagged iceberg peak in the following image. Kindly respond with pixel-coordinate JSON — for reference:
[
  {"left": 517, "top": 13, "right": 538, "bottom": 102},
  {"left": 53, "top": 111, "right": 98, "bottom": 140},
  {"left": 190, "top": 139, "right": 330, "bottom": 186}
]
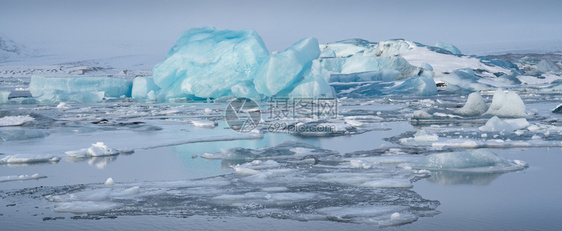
[
  {"left": 254, "top": 37, "right": 320, "bottom": 96},
  {"left": 319, "top": 38, "right": 519, "bottom": 78},
  {"left": 152, "top": 26, "right": 270, "bottom": 99}
]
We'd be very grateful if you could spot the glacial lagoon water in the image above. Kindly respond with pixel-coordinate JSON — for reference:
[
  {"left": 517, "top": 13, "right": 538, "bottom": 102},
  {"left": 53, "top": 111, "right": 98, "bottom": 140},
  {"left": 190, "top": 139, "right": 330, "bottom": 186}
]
[{"left": 1, "top": 98, "right": 562, "bottom": 230}]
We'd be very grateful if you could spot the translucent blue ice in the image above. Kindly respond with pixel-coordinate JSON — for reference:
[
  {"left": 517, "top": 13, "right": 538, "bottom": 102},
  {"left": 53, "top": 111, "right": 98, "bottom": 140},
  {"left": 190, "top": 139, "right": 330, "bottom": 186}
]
[
  {"left": 435, "top": 41, "right": 461, "bottom": 55},
  {"left": 29, "top": 76, "right": 132, "bottom": 103},
  {"left": 131, "top": 77, "right": 160, "bottom": 99},
  {"left": 254, "top": 37, "right": 320, "bottom": 97},
  {"left": 152, "top": 26, "right": 269, "bottom": 99}
]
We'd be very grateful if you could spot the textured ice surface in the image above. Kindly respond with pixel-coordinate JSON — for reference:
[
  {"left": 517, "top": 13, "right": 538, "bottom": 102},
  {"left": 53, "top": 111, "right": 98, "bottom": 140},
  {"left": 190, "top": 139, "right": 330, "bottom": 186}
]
[
  {"left": 479, "top": 116, "right": 529, "bottom": 132},
  {"left": 65, "top": 142, "right": 119, "bottom": 158},
  {"left": 29, "top": 76, "right": 132, "bottom": 103},
  {"left": 0, "top": 115, "right": 34, "bottom": 126},
  {"left": 287, "top": 60, "right": 335, "bottom": 98},
  {"left": 0, "top": 173, "right": 45, "bottom": 183},
  {"left": 0, "top": 91, "right": 9, "bottom": 104},
  {"left": 254, "top": 37, "right": 320, "bottom": 96},
  {"left": 410, "top": 149, "right": 527, "bottom": 173},
  {"left": 484, "top": 88, "right": 526, "bottom": 117},
  {"left": 0, "top": 154, "right": 60, "bottom": 165},
  {"left": 440, "top": 69, "right": 490, "bottom": 92},
  {"left": 455, "top": 92, "right": 488, "bottom": 116},
  {"left": 40, "top": 142, "right": 440, "bottom": 226},
  {"left": 152, "top": 26, "right": 269, "bottom": 99},
  {"left": 435, "top": 41, "right": 461, "bottom": 55},
  {"left": 131, "top": 77, "right": 160, "bottom": 99}
]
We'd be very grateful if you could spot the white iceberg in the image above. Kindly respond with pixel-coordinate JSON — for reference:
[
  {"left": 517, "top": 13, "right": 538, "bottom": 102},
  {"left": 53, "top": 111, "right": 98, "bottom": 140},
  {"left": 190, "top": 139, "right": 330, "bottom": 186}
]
[
  {"left": 484, "top": 88, "right": 526, "bottom": 117},
  {"left": 65, "top": 142, "right": 119, "bottom": 158},
  {"left": 455, "top": 92, "right": 488, "bottom": 116}
]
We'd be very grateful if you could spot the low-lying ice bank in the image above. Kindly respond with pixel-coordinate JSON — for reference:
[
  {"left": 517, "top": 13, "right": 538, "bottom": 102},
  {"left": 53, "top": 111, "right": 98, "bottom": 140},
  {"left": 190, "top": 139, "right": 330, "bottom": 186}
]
[
  {"left": 406, "top": 150, "right": 527, "bottom": 173},
  {"left": 0, "top": 154, "right": 60, "bottom": 165},
  {"left": 29, "top": 76, "right": 132, "bottom": 103},
  {"left": 0, "top": 173, "right": 46, "bottom": 183}
]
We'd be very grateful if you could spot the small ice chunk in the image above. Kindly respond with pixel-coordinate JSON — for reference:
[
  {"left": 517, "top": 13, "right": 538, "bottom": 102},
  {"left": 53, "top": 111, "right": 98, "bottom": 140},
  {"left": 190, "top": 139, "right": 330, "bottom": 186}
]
[
  {"left": 345, "top": 119, "right": 363, "bottom": 127},
  {"left": 455, "top": 92, "right": 488, "bottom": 116},
  {"left": 56, "top": 102, "right": 70, "bottom": 110},
  {"left": 0, "top": 91, "right": 10, "bottom": 104},
  {"left": 391, "top": 212, "right": 401, "bottom": 220},
  {"left": 0, "top": 115, "right": 35, "bottom": 126},
  {"left": 105, "top": 177, "right": 114, "bottom": 186},
  {"left": 413, "top": 130, "right": 439, "bottom": 142},
  {"left": 412, "top": 110, "right": 432, "bottom": 119},
  {"left": 484, "top": 88, "right": 526, "bottom": 118},
  {"left": 191, "top": 119, "right": 217, "bottom": 128},
  {"left": 66, "top": 142, "right": 118, "bottom": 158},
  {"left": 479, "top": 116, "right": 514, "bottom": 132}
]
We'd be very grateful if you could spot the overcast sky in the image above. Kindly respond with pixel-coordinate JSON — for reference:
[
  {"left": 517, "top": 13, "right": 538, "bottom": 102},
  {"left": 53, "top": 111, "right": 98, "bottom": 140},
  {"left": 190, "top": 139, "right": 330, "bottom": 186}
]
[{"left": 1, "top": 0, "right": 561, "bottom": 57}]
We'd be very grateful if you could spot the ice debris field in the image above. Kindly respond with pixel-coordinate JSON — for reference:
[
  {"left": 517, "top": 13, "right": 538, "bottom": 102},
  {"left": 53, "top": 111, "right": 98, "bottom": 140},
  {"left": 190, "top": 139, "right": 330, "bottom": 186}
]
[{"left": 1, "top": 26, "right": 562, "bottom": 227}]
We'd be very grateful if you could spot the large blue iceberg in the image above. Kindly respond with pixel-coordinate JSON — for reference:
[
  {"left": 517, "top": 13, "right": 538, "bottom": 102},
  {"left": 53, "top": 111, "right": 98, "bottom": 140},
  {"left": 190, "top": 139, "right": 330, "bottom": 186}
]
[
  {"left": 152, "top": 26, "right": 270, "bottom": 99},
  {"left": 254, "top": 37, "right": 320, "bottom": 97},
  {"left": 22, "top": 27, "right": 528, "bottom": 103}
]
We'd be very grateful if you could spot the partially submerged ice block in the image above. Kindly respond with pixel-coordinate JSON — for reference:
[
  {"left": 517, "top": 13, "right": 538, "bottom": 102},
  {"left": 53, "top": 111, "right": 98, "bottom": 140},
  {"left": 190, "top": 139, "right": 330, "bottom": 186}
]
[
  {"left": 484, "top": 88, "right": 526, "bottom": 118},
  {"left": 455, "top": 92, "right": 488, "bottom": 116},
  {"left": 131, "top": 77, "right": 160, "bottom": 99},
  {"left": 254, "top": 37, "right": 320, "bottom": 97},
  {"left": 412, "top": 149, "right": 526, "bottom": 173},
  {"left": 29, "top": 76, "right": 132, "bottom": 103},
  {"left": 152, "top": 26, "right": 269, "bottom": 99}
]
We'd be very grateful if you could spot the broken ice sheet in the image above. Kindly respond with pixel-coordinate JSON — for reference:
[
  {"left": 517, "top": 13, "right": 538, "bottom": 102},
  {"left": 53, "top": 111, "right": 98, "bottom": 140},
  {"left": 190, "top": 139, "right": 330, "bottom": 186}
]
[{"left": 40, "top": 142, "right": 441, "bottom": 227}]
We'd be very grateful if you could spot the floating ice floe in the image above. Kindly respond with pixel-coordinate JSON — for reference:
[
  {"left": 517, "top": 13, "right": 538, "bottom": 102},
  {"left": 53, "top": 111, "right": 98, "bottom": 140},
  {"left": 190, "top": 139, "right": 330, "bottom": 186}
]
[
  {"left": 0, "top": 173, "right": 46, "bottom": 183},
  {"left": 0, "top": 115, "right": 34, "bottom": 126},
  {"left": 407, "top": 149, "right": 527, "bottom": 173},
  {"left": 0, "top": 154, "right": 60, "bottom": 165},
  {"left": 191, "top": 119, "right": 217, "bottom": 128},
  {"left": 65, "top": 142, "right": 119, "bottom": 158}
]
